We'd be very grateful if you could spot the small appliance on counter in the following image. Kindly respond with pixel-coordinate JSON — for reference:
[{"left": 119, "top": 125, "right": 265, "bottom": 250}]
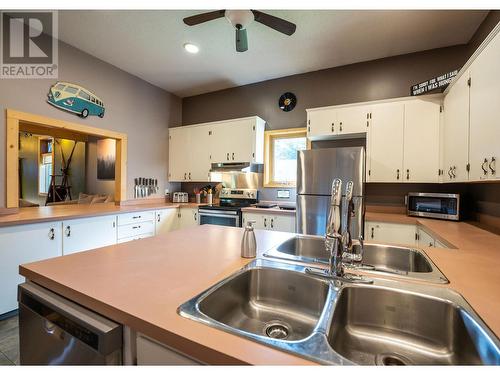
[
  {"left": 198, "top": 188, "right": 258, "bottom": 227},
  {"left": 173, "top": 192, "right": 189, "bottom": 203},
  {"left": 406, "top": 192, "right": 460, "bottom": 221}
]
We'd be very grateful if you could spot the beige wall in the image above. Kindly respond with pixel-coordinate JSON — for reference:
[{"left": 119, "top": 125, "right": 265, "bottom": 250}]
[{"left": 0, "top": 40, "right": 182, "bottom": 208}]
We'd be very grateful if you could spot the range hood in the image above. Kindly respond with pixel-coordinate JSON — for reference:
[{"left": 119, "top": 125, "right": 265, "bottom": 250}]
[{"left": 210, "top": 162, "right": 263, "bottom": 173}]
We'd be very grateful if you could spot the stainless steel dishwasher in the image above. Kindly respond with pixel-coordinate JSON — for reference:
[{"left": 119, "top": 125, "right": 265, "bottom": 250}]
[{"left": 18, "top": 282, "right": 122, "bottom": 365}]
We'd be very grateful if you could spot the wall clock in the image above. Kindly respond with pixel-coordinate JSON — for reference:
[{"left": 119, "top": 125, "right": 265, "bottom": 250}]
[{"left": 278, "top": 92, "right": 297, "bottom": 112}]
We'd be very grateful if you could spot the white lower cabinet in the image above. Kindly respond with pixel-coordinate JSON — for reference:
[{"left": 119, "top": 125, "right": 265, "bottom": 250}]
[
  {"left": 365, "top": 221, "right": 449, "bottom": 248},
  {"left": 136, "top": 334, "right": 201, "bottom": 365},
  {"left": 117, "top": 211, "right": 155, "bottom": 244},
  {"left": 62, "top": 215, "right": 117, "bottom": 255},
  {"left": 0, "top": 221, "right": 62, "bottom": 315},
  {"left": 155, "top": 208, "right": 179, "bottom": 235},
  {"left": 242, "top": 212, "right": 296, "bottom": 232},
  {"left": 178, "top": 207, "right": 198, "bottom": 229},
  {"left": 364, "top": 221, "right": 417, "bottom": 246}
]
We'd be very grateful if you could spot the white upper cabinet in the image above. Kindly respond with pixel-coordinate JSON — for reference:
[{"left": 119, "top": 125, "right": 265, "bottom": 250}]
[
  {"left": 469, "top": 30, "right": 500, "bottom": 181},
  {"left": 307, "top": 105, "right": 369, "bottom": 139},
  {"left": 403, "top": 100, "right": 441, "bottom": 183},
  {"left": 211, "top": 117, "right": 265, "bottom": 164},
  {"left": 367, "top": 102, "right": 405, "bottom": 182},
  {"left": 307, "top": 108, "right": 337, "bottom": 138},
  {"left": 169, "top": 126, "right": 211, "bottom": 182},
  {"left": 336, "top": 105, "right": 371, "bottom": 135},
  {"left": 169, "top": 117, "right": 265, "bottom": 182},
  {"left": 443, "top": 70, "right": 470, "bottom": 182}
]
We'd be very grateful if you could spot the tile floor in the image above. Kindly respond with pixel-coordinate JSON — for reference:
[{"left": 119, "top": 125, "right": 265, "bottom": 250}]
[{"left": 0, "top": 315, "right": 19, "bottom": 365}]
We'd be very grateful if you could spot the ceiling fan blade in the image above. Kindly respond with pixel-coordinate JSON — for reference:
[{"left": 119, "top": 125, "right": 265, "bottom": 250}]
[
  {"left": 251, "top": 10, "right": 296, "bottom": 36},
  {"left": 236, "top": 27, "right": 248, "bottom": 52},
  {"left": 183, "top": 10, "right": 225, "bottom": 26}
]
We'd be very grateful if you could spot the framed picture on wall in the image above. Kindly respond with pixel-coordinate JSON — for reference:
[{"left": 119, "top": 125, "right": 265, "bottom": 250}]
[{"left": 97, "top": 138, "right": 116, "bottom": 180}]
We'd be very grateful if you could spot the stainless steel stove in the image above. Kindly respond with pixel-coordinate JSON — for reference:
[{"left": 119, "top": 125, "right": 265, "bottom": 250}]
[{"left": 198, "top": 188, "right": 258, "bottom": 227}]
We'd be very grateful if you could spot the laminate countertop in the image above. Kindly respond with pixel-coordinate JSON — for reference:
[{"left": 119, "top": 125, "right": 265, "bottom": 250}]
[
  {"left": 19, "top": 215, "right": 500, "bottom": 364},
  {"left": 0, "top": 202, "right": 202, "bottom": 228}
]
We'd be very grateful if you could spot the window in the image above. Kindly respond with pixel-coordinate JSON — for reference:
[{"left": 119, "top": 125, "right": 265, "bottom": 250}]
[
  {"left": 78, "top": 90, "right": 90, "bottom": 101},
  {"left": 39, "top": 152, "right": 53, "bottom": 195},
  {"left": 264, "top": 128, "right": 308, "bottom": 187},
  {"left": 64, "top": 86, "right": 79, "bottom": 94},
  {"left": 55, "top": 83, "right": 66, "bottom": 90}
]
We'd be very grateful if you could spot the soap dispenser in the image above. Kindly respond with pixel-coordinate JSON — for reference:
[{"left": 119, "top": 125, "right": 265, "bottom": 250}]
[{"left": 241, "top": 220, "right": 257, "bottom": 258}]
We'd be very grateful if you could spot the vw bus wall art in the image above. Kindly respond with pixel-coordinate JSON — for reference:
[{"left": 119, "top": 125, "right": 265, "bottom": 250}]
[{"left": 47, "top": 81, "right": 105, "bottom": 119}]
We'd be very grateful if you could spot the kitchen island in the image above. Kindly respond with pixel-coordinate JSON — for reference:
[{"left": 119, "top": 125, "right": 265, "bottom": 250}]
[{"left": 19, "top": 221, "right": 500, "bottom": 365}]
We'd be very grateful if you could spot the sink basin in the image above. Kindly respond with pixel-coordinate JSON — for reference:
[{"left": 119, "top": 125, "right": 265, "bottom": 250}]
[
  {"left": 197, "top": 267, "right": 329, "bottom": 341},
  {"left": 179, "top": 259, "right": 500, "bottom": 365},
  {"left": 327, "top": 284, "right": 500, "bottom": 365},
  {"left": 264, "top": 235, "right": 448, "bottom": 283}
]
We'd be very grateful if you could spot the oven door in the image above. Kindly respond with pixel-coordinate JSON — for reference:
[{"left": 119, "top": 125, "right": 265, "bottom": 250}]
[{"left": 198, "top": 209, "right": 241, "bottom": 227}]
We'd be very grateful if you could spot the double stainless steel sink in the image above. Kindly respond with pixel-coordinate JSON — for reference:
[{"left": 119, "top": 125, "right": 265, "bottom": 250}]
[
  {"left": 178, "top": 236, "right": 500, "bottom": 365},
  {"left": 264, "top": 235, "right": 449, "bottom": 283}
]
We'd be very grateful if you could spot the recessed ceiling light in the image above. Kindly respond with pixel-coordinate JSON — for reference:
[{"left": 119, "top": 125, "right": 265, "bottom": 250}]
[{"left": 183, "top": 43, "right": 199, "bottom": 54}]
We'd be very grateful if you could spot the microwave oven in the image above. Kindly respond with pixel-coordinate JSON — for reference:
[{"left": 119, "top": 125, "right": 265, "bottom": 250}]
[{"left": 406, "top": 193, "right": 460, "bottom": 221}]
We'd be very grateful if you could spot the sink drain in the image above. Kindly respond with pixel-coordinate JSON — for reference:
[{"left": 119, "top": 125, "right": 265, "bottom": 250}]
[
  {"left": 264, "top": 321, "right": 290, "bottom": 340},
  {"left": 375, "top": 353, "right": 412, "bottom": 366}
]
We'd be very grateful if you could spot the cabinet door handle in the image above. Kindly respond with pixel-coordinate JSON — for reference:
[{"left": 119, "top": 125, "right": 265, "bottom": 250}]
[
  {"left": 489, "top": 157, "right": 496, "bottom": 174},
  {"left": 396, "top": 169, "right": 400, "bottom": 180},
  {"left": 448, "top": 167, "right": 452, "bottom": 179},
  {"left": 339, "top": 122, "right": 343, "bottom": 132},
  {"left": 406, "top": 169, "right": 410, "bottom": 180},
  {"left": 194, "top": 212, "right": 197, "bottom": 221},
  {"left": 270, "top": 218, "right": 274, "bottom": 229},
  {"left": 48, "top": 228, "right": 55, "bottom": 240},
  {"left": 188, "top": 172, "right": 191, "bottom": 180},
  {"left": 65, "top": 225, "right": 71, "bottom": 237},
  {"left": 331, "top": 123, "right": 334, "bottom": 133},
  {"left": 482, "top": 158, "right": 488, "bottom": 175},
  {"left": 451, "top": 166, "right": 457, "bottom": 179},
  {"left": 232, "top": 152, "right": 235, "bottom": 160},
  {"left": 184, "top": 172, "right": 187, "bottom": 180},
  {"left": 264, "top": 218, "right": 267, "bottom": 228},
  {"left": 371, "top": 227, "right": 374, "bottom": 239},
  {"left": 226, "top": 153, "right": 229, "bottom": 161},
  {"left": 157, "top": 214, "right": 161, "bottom": 223}
]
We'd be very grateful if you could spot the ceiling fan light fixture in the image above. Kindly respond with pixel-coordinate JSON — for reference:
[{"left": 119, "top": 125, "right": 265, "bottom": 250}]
[{"left": 183, "top": 43, "right": 199, "bottom": 54}]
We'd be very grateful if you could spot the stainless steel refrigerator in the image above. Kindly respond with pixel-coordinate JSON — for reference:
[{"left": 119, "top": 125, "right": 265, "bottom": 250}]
[{"left": 296, "top": 147, "right": 365, "bottom": 239}]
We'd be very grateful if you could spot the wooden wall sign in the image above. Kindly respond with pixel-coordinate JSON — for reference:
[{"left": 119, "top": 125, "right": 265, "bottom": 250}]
[{"left": 411, "top": 70, "right": 458, "bottom": 96}]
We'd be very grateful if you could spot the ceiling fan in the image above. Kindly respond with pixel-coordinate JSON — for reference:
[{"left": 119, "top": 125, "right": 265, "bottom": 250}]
[{"left": 183, "top": 10, "right": 296, "bottom": 52}]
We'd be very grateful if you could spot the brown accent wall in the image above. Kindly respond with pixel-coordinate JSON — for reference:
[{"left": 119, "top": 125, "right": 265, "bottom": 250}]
[{"left": 181, "top": 45, "right": 466, "bottom": 130}]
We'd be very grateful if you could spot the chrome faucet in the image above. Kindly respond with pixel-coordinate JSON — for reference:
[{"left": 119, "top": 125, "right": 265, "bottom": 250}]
[{"left": 306, "top": 178, "right": 372, "bottom": 283}]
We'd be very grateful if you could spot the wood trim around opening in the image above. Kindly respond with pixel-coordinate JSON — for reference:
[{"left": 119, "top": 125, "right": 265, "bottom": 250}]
[
  {"left": 263, "top": 127, "right": 308, "bottom": 188},
  {"left": 6, "top": 109, "right": 128, "bottom": 208}
]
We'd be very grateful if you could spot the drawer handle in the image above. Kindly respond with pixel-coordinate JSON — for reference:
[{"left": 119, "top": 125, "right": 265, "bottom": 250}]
[
  {"left": 132, "top": 215, "right": 142, "bottom": 219},
  {"left": 132, "top": 225, "right": 141, "bottom": 230},
  {"left": 489, "top": 157, "right": 496, "bottom": 174},
  {"left": 48, "top": 228, "right": 55, "bottom": 240},
  {"left": 482, "top": 158, "right": 488, "bottom": 175},
  {"left": 65, "top": 225, "right": 71, "bottom": 237}
]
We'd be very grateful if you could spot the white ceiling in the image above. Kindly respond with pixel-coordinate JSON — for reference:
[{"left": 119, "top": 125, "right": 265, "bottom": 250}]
[{"left": 58, "top": 10, "right": 488, "bottom": 97}]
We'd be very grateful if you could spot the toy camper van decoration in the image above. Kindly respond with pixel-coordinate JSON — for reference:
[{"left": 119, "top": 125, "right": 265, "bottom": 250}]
[{"left": 47, "top": 81, "right": 105, "bottom": 119}]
